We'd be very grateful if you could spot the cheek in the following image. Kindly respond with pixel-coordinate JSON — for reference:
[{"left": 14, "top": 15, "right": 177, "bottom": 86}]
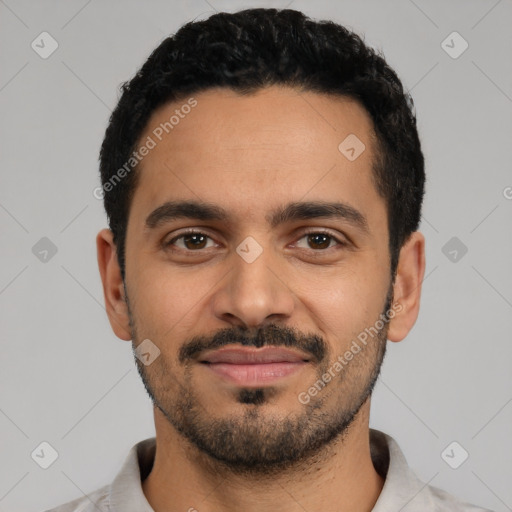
[
  {"left": 297, "top": 268, "right": 388, "bottom": 344},
  {"left": 130, "top": 264, "right": 211, "bottom": 338}
]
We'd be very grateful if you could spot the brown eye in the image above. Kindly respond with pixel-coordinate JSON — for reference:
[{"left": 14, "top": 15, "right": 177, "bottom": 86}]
[
  {"left": 181, "top": 233, "right": 208, "bottom": 250},
  {"left": 307, "top": 233, "right": 332, "bottom": 250},
  {"left": 295, "top": 231, "right": 344, "bottom": 251},
  {"left": 165, "top": 232, "right": 215, "bottom": 251}
]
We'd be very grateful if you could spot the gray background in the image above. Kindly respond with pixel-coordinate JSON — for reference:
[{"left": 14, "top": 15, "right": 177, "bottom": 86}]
[{"left": 1, "top": 0, "right": 511, "bottom": 510}]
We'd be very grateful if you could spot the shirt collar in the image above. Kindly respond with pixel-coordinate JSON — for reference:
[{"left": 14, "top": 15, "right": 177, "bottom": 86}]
[
  {"left": 108, "top": 437, "right": 155, "bottom": 511},
  {"left": 370, "top": 429, "right": 437, "bottom": 511},
  {"left": 107, "top": 429, "right": 436, "bottom": 511}
]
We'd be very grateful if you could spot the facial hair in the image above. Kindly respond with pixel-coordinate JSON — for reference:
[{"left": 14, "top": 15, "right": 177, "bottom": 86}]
[{"left": 126, "top": 284, "right": 392, "bottom": 477}]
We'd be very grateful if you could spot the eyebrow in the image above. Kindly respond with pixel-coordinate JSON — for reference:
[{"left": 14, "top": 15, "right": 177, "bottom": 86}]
[{"left": 144, "top": 200, "right": 369, "bottom": 234}]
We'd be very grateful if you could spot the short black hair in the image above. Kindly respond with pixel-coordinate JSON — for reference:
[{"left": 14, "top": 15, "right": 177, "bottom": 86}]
[{"left": 99, "top": 8, "right": 425, "bottom": 282}]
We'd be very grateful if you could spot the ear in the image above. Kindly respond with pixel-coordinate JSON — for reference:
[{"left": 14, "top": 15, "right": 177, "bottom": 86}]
[
  {"left": 96, "top": 228, "right": 132, "bottom": 341},
  {"left": 387, "top": 231, "right": 426, "bottom": 343}
]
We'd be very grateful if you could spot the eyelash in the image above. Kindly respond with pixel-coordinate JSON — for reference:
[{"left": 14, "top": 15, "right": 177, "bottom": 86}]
[{"left": 164, "top": 228, "right": 347, "bottom": 253}]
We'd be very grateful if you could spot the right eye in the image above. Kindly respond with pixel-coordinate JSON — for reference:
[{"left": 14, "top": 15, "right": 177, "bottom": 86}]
[{"left": 164, "top": 230, "right": 218, "bottom": 251}]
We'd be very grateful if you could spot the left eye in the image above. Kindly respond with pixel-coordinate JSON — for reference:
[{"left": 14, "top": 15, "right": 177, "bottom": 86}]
[{"left": 295, "top": 232, "right": 343, "bottom": 250}]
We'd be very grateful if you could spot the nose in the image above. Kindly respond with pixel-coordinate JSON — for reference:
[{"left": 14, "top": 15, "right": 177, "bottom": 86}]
[{"left": 210, "top": 239, "right": 295, "bottom": 329}]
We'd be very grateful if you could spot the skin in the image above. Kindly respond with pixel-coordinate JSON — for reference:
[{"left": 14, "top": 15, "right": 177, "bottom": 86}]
[{"left": 97, "top": 85, "right": 425, "bottom": 512}]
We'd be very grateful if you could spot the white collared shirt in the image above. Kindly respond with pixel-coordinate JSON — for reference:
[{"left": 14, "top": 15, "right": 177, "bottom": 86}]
[{"left": 43, "top": 429, "right": 493, "bottom": 511}]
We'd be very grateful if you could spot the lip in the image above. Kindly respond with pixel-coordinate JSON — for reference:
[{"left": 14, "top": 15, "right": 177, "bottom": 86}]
[
  {"left": 198, "top": 346, "right": 312, "bottom": 387},
  {"left": 203, "top": 361, "right": 307, "bottom": 386},
  {"left": 199, "top": 346, "right": 311, "bottom": 364}
]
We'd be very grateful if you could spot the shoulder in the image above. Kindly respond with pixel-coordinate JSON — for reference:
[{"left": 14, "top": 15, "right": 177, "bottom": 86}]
[
  {"left": 425, "top": 483, "right": 494, "bottom": 511},
  {"left": 41, "top": 484, "right": 110, "bottom": 512},
  {"left": 369, "top": 429, "right": 494, "bottom": 512}
]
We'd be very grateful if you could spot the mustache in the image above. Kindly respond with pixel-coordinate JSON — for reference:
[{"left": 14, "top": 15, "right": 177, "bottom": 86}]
[{"left": 179, "top": 323, "right": 327, "bottom": 364}]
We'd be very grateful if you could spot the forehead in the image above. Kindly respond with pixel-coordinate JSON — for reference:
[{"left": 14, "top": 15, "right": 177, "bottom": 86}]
[{"left": 129, "top": 86, "right": 383, "bottom": 229}]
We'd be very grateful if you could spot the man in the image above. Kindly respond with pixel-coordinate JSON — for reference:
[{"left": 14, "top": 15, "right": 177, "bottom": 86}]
[{"left": 46, "top": 7, "right": 492, "bottom": 512}]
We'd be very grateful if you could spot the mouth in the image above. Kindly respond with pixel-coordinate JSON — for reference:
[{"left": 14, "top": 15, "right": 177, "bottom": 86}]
[{"left": 198, "top": 346, "right": 311, "bottom": 386}]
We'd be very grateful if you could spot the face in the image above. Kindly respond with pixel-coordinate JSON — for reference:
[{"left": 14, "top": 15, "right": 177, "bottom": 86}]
[{"left": 112, "top": 86, "right": 400, "bottom": 474}]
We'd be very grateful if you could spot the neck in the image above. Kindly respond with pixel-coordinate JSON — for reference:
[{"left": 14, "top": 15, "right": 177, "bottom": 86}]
[{"left": 142, "top": 400, "right": 384, "bottom": 512}]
